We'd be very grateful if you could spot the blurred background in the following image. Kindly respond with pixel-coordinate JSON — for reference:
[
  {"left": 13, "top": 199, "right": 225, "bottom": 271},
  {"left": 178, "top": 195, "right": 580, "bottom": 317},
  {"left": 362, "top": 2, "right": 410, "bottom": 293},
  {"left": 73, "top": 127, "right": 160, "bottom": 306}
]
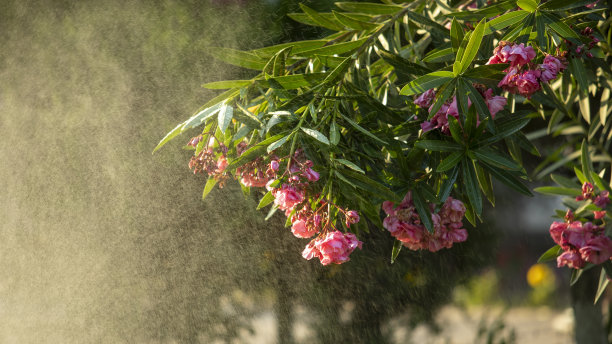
[{"left": 0, "top": 0, "right": 577, "bottom": 342}]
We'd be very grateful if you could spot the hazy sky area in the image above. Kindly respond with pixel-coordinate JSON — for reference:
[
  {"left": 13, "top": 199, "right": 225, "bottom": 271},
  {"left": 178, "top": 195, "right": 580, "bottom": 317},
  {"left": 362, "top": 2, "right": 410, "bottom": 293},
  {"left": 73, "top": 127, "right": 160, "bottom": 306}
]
[{"left": 0, "top": 1, "right": 563, "bottom": 343}]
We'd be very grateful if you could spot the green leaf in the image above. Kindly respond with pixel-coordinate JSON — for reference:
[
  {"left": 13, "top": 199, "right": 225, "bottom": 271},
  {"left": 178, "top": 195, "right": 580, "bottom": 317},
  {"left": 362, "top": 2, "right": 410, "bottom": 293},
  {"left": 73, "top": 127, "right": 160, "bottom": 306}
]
[
  {"left": 412, "top": 187, "right": 434, "bottom": 233},
  {"left": 444, "top": 0, "right": 516, "bottom": 20},
  {"left": 202, "top": 80, "right": 252, "bottom": 90},
  {"left": 574, "top": 166, "right": 588, "bottom": 184},
  {"left": 463, "top": 63, "right": 508, "bottom": 78},
  {"left": 439, "top": 166, "right": 459, "bottom": 203},
  {"left": 301, "top": 127, "right": 330, "bottom": 145},
  {"left": 335, "top": 2, "right": 402, "bottom": 14},
  {"left": 591, "top": 171, "right": 612, "bottom": 193},
  {"left": 580, "top": 139, "right": 593, "bottom": 183},
  {"left": 477, "top": 115, "right": 531, "bottom": 146},
  {"left": 447, "top": 116, "right": 464, "bottom": 144},
  {"left": 551, "top": 174, "right": 579, "bottom": 188},
  {"left": 462, "top": 158, "right": 483, "bottom": 216},
  {"left": 257, "top": 191, "right": 275, "bottom": 210},
  {"left": 298, "top": 38, "right": 368, "bottom": 57},
  {"left": 534, "top": 186, "right": 581, "bottom": 196},
  {"left": 299, "top": 3, "right": 344, "bottom": 31},
  {"left": 486, "top": 10, "right": 530, "bottom": 34},
  {"left": 517, "top": 0, "right": 538, "bottom": 11},
  {"left": 474, "top": 162, "right": 495, "bottom": 205},
  {"left": 182, "top": 102, "right": 224, "bottom": 131},
  {"left": 340, "top": 114, "right": 388, "bottom": 145},
  {"left": 330, "top": 120, "right": 340, "bottom": 145},
  {"left": 260, "top": 73, "right": 328, "bottom": 90},
  {"left": 400, "top": 71, "right": 454, "bottom": 96},
  {"left": 226, "top": 134, "right": 285, "bottom": 170},
  {"left": 570, "top": 268, "right": 583, "bottom": 286},
  {"left": 415, "top": 140, "right": 463, "bottom": 152},
  {"left": 250, "top": 39, "right": 327, "bottom": 58},
  {"left": 208, "top": 47, "right": 267, "bottom": 70},
  {"left": 437, "top": 151, "right": 464, "bottom": 172},
  {"left": 535, "top": 10, "right": 547, "bottom": 50},
  {"left": 377, "top": 50, "right": 432, "bottom": 78},
  {"left": 570, "top": 57, "right": 589, "bottom": 96},
  {"left": 450, "top": 18, "right": 464, "bottom": 53},
  {"left": 332, "top": 11, "right": 379, "bottom": 30},
  {"left": 481, "top": 162, "right": 533, "bottom": 196},
  {"left": 595, "top": 268, "right": 609, "bottom": 304},
  {"left": 542, "top": 12, "right": 579, "bottom": 39},
  {"left": 342, "top": 169, "right": 398, "bottom": 202},
  {"left": 537, "top": 245, "right": 561, "bottom": 263},
  {"left": 458, "top": 18, "right": 486, "bottom": 74},
  {"left": 428, "top": 79, "right": 457, "bottom": 119},
  {"left": 539, "top": 0, "right": 592, "bottom": 10},
  {"left": 267, "top": 134, "right": 291, "bottom": 153},
  {"left": 322, "top": 56, "right": 354, "bottom": 85},
  {"left": 423, "top": 47, "right": 455, "bottom": 63},
  {"left": 335, "top": 158, "right": 365, "bottom": 174},
  {"left": 217, "top": 103, "right": 234, "bottom": 134},
  {"left": 153, "top": 123, "right": 184, "bottom": 154},
  {"left": 472, "top": 148, "right": 522, "bottom": 170},
  {"left": 391, "top": 239, "right": 403, "bottom": 264},
  {"left": 202, "top": 177, "right": 218, "bottom": 200}
]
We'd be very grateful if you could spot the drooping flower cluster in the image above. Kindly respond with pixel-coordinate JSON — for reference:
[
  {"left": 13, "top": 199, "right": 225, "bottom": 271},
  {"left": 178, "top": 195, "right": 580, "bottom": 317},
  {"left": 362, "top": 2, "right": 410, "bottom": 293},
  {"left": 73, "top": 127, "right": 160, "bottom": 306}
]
[
  {"left": 382, "top": 192, "right": 468, "bottom": 252},
  {"left": 302, "top": 231, "right": 363, "bottom": 265},
  {"left": 487, "top": 41, "right": 566, "bottom": 98},
  {"left": 551, "top": 218, "right": 612, "bottom": 269},
  {"left": 188, "top": 135, "right": 229, "bottom": 186},
  {"left": 565, "top": 27, "right": 600, "bottom": 59},
  {"left": 418, "top": 86, "right": 507, "bottom": 134},
  {"left": 575, "top": 182, "right": 610, "bottom": 219}
]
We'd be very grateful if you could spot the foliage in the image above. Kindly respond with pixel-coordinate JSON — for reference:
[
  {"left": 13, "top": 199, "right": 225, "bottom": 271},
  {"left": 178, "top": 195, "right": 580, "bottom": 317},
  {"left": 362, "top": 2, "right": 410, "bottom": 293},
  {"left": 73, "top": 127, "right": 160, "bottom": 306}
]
[{"left": 157, "top": 0, "right": 611, "bottom": 288}]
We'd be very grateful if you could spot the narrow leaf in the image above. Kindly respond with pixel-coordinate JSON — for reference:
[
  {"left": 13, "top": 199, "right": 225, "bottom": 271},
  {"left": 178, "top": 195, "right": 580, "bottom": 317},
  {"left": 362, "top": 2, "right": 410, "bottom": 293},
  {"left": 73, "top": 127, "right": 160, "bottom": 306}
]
[
  {"left": 391, "top": 239, "right": 403, "bottom": 264},
  {"left": 202, "top": 177, "right": 218, "bottom": 200},
  {"left": 340, "top": 114, "right": 388, "bottom": 145},
  {"left": 437, "top": 151, "right": 464, "bottom": 172},
  {"left": 257, "top": 191, "right": 275, "bottom": 209},
  {"left": 412, "top": 188, "right": 434, "bottom": 233},
  {"left": 301, "top": 127, "right": 330, "bottom": 145},
  {"left": 400, "top": 71, "right": 454, "bottom": 96},
  {"left": 335, "top": 158, "right": 365, "bottom": 174},
  {"left": 218, "top": 103, "right": 234, "bottom": 134},
  {"left": 537, "top": 245, "right": 561, "bottom": 263},
  {"left": 462, "top": 158, "right": 483, "bottom": 216},
  {"left": 267, "top": 134, "right": 291, "bottom": 153},
  {"left": 459, "top": 18, "right": 486, "bottom": 74},
  {"left": 534, "top": 186, "right": 581, "bottom": 196}
]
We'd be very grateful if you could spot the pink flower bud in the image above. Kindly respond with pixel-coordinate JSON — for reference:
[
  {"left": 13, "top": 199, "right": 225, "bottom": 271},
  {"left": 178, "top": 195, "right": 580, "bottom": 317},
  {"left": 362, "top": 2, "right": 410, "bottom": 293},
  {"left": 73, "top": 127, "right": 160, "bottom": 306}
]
[{"left": 270, "top": 160, "right": 279, "bottom": 171}]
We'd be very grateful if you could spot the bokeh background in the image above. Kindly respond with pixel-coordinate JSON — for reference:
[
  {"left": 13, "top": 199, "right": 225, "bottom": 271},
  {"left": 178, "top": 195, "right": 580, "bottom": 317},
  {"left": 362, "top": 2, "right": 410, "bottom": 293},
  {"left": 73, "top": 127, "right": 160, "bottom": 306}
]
[{"left": 0, "top": 1, "right": 575, "bottom": 343}]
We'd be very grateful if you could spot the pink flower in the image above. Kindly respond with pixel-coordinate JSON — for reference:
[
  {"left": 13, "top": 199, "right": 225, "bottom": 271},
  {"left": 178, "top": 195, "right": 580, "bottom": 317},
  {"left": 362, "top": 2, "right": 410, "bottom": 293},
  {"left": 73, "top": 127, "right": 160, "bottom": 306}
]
[
  {"left": 576, "top": 182, "right": 594, "bottom": 201},
  {"left": 549, "top": 221, "right": 568, "bottom": 246},
  {"left": 594, "top": 211, "right": 606, "bottom": 220},
  {"left": 594, "top": 191, "right": 610, "bottom": 208},
  {"left": 273, "top": 184, "right": 305, "bottom": 211},
  {"left": 563, "top": 221, "right": 601, "bottom": 249},
  {"left": 345, "top": 210, "right": 360, "bottom": 227},
  {"left": 557, "top": 251, "right": 585, "bottom": 269},
  {"left": 216, "top": 156, "right": 228, "bottom": 173},
  {"left": 270, "top": 160, "right": 279, "bottom": 171},
  {"left": 302, "top": 167, "right": 320, "bottom": 182},
  {"left": 439, "top": 197, "right": 466, "bottom": 223},
  {"left": 539, "top": 55, "right": 564, "bottom": 83},
  {"left": 580, "top": 236, "right": 612, "bottom": 264},
  {"left": 498, "top": 67, "right": 520, "bottom": 93},
  {"left": 586, "top": 0, "right": 600, "bottom": 8},
  {"left": 484, "top": 89, "right": 507, "bottom": 117},
  {"left": 415, "top": 89, "right": 436, "bottom": 108},
  {"left": 302, "top": 231, "right": 362, "bottom": 265},
  {"left": 291, "top": 218, "right": 317, "bottom": 238},
  {"left": 507, "top": 43, "right": 536, "bottom": 67},
  {"left": 516, "top": 69, "right": 541, "bottom": 98}
]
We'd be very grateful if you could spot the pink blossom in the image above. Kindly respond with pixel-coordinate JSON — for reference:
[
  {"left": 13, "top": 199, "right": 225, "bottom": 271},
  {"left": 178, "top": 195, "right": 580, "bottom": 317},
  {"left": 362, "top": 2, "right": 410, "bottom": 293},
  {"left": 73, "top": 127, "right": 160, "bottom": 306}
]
[
  {"left": 576, "top": 182, "right": 594, "bottom": 201},
  {"left": 549, "top": 221, "right": 568, "bottom": 246},
  {"left": 594, "top": 211, "right": 606, "bottom": 220},
  {"left": 594, "top": 191, "right": 610, "bottom": 208},
  {"left": 273, "top": 184, "right": 305, "bottom": 211},
  {"left": 302, "top": 231, "right": 362, "bottom": 265},
  {"left": 586, "top": 0, "right": 600, "bottom": 8},
  {"left": 241, "top": 174, "right": 268, "bottom": 188},
  {"left": 345, "top": 210, "right": 360, "bottom": 226},
  {"left": 580, "top": 236, "right": 612, "bottom": 264},
  {"left": 414, "top": 89, "right": 436, "bottom": 108},
  {"left": 507, "top": 43, "right": 536, "bottom": 67},
  {"left": 291, "top": 218, "right": 317, "bottom": 238},
  {"left": 439, "top": 197, "right": 466, "bottom": 223},
  {"left": 557, "top": 251, "right": 585, "bottom": 269},
  {"left": 484, "top": 89, "right": 507, "bottom": 117},
  {"left": 562, "top": 221, "right": 597, "bottom": 249},
  {"left": 216, "top": 156, "right": 228, "bottom": 173},
  {"left": 302, "top": 167, "right": 320, "bottom": 182},
  {"left": 498, "top": 67, "right": 520, "bottom": 93},
  {"left": 539, "top": 55, "right": 564, "bottom": 83},
  {"left": 516, "top": 69, "right": 541, "bottom": 98},
  {"left": 270, "top": 160, "right": 279, "bottom": 171}
]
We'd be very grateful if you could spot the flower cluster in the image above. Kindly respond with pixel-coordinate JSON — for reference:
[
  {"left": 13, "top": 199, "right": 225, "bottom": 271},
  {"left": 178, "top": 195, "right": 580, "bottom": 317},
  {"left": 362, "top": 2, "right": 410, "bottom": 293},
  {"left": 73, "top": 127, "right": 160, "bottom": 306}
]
[
  {"left": 417, "top": 86, "right": 507, "bottom": 134},
  {"left": 551, "top": 219, "right": 612, "bottom": 269},
  {"left": 188, "top": 135, "right": 229, "bottom": 186},
  {"left": 565, "top": 27, "right": 599, "bottom": 59},
  {"left": 487, "top": 41, "right": 566, "bottom": 98},
  {"left": 232, "top": 146, "right": 362, "bottom": 265},
  {"left": 382, "top": 192, "right": 468, "bottom": 252},
  {"left": 575, "top": 182, "right": 610, "bottom": 219},
  {"left": 302, "top": 231, "right": 363, "bottom": 265}
]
